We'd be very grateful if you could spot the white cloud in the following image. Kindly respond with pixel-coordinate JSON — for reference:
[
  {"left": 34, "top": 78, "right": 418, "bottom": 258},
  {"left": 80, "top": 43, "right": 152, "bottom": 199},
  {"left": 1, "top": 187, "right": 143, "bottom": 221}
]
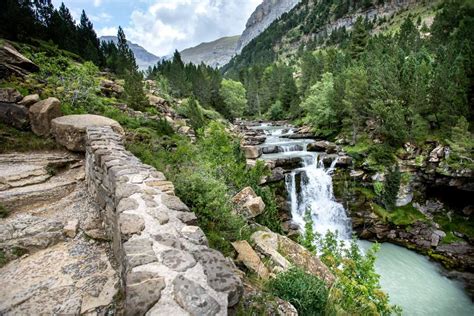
[
  {"left": 97, "top": 26, "right": 117, "bottom": 37},
  {"left": 124, "top": 0, "right": 262, "bottom": 56},
  {"left": 93, "top": 0, "right": 102, "bottom": 7}
]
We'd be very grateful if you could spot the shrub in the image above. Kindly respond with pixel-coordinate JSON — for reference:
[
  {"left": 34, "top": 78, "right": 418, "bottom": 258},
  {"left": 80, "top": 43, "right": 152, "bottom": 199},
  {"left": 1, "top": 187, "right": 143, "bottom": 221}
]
[
  {"left": 267, "top": 267, "right": 328, "bottom": 315},
  {"left": 269, "top": 100, "right": 284, "bottom": 120}
]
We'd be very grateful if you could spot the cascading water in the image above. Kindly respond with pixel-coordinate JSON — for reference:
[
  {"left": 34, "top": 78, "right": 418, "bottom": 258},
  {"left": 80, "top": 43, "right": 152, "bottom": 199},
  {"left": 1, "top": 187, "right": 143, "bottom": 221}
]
[{"left": 285, "top": 153, "right": 352, "bottom": 239}]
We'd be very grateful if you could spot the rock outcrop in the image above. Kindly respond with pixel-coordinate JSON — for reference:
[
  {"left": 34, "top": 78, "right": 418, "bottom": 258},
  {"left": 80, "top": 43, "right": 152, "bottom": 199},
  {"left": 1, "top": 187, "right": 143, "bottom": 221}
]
[
  {"left": 236, "top": 0, "right": 301, "bottom": 53},
  {"left": 0, "top": 43, "right": 39, "bottom": 78}
]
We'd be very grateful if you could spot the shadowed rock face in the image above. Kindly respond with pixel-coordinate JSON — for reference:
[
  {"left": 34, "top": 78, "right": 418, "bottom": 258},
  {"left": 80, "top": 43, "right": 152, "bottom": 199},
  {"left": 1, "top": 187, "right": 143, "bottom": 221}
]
[{"left": 236, "top": 0, "right": 301, "bottom": 53}]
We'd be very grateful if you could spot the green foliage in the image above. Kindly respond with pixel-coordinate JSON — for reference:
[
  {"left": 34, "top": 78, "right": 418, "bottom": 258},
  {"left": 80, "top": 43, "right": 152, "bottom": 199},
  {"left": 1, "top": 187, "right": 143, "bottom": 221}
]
[
  {"left": 315, "top": 233, "right": 401, "bottom": 315},
  {"left": 446, "top": 116, "right": 473, "bottom": 170},
  {"left": 124, "top": 70, "right": 148, "bottom": 111},
  {"left": 268, "top": 101, "right": 284, "bottom": 120},
  {"left": 299, "top": 209, "right": 317, "bottom": 253},
  {"left": 389, "top": 203, "right": 426, "bottom": 226},
  {"left": 382, "top": 164, "right": 401, "bottom": 211},
  {"left": 0, "top": 123, "right": 59, "bottom": 153},
  {"left": 0, "top": 249, "right": 6, "bottom": 268},
  {"left": 0, "top": 204, "right": 8, "bottom": 218},
  {"left": 128, "top": 121, "right": 279, "bottom": 254},
  {"left": 219, "top": 79, "right": 247, "bottom": 120},
  {"left": 434, "top": 212, "right": 474, "bottom": 243},
  {"left": 301, "top": 72, "right": 338, "bottom": 137},
  {"left": 267, "top": 267, "right": 328, "bottom": 316},
  {"left": 179, "top": 97, "right": 206, "bottom": 132}
]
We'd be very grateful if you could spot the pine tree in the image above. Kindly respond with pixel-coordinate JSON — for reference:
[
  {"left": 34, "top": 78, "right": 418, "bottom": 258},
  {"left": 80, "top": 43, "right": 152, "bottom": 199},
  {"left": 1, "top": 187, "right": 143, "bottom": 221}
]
[{"left": 349, "top": 17, "right": 369, "bottom": 59}]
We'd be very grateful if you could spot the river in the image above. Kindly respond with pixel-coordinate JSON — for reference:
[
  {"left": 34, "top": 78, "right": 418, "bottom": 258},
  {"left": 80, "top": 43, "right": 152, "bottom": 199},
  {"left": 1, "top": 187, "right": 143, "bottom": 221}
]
[{"left": 251, "top": 123, "right": 474, "bottom": 315}]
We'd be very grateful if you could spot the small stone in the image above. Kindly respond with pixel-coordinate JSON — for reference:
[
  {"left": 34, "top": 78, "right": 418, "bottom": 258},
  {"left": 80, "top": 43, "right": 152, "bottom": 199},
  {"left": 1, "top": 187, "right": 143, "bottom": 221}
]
[
  {"left": 181, "top": 226, "right": 208, "bottom": 245},
  {"left": 172, "top": 275, "right": 221, "bottom": 315},
  {"left": 116, "top": 197, "right": 139, "bottom": 213},
  {"left": 160, "top": 249, "right": 196, "bottom": 272},
  {"left": 123, "top": 238, "right": 157, "bottom": 268},
  {"left": 64, "top": 219, "right": 79, "bottom": 238},
  {"left": 119, "top": 213, "right": 145, "bottom": 238},
  {"left": 152, "top": 233, "right": 183, "bottom": 249},
  {"left": 147, "top": 207, "right": 170, "bottom": 224},
  {"left": 125, "top": 271, "right": 165, "bottom": 316},
  {"left": 161, "top": 194, "right": 189, "bottom": 211},
  {"left": 192, "top": 248, "right": 243, "bottom": 307},
  {"left": 175, "top": 211, "right": 198, "bottom": 225}
]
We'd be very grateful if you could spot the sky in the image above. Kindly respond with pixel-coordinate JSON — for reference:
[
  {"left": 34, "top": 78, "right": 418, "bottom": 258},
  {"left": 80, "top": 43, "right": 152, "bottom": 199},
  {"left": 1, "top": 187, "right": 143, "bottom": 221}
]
[{"left": 52, "top": 0, "right": 262, "bottom": 57}]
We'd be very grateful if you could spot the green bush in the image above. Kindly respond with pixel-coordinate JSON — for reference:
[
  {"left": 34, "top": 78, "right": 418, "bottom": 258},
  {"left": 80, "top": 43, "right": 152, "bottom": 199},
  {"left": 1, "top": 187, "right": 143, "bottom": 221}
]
[
  {"left": 268, "top": 101, "right": 284, "bottom": 120},
  {"left": 267, "top": 267, "right": 328, "bottom": 315}
]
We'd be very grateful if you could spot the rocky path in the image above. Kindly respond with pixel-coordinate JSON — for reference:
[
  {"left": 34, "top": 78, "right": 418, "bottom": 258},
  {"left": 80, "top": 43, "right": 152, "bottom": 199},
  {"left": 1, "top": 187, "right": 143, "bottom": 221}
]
[{"left": 0, "top": 150, "right": 119, "bottom": 314}]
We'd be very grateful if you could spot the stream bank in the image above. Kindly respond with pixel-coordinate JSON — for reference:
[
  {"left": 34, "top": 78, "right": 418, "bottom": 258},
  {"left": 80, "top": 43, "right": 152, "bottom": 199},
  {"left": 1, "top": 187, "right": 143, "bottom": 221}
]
[{"left": 234, "top": 119, "right": 474, "bottom": 307}]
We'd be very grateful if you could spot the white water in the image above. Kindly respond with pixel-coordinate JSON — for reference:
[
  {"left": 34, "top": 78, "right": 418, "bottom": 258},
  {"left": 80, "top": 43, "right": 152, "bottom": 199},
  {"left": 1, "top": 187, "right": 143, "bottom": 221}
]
[{"left": 256, "top": 123, "right": 474, "bottom": 315}]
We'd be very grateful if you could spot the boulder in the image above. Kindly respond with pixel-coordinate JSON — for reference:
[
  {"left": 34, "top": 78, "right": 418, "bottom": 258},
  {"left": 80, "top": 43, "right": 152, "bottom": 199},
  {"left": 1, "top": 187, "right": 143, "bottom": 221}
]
[
  {"left": 232, "top": 186, "right": 265, "bottom": 219},
  {"left": 336, "top": 155, "right": 353, "bottom": 168},
  {"left": 251, "top": 231, "right": 335, "bottom": 285},
  {"left": 242, "top": 145, "right": 262, "bottom": 159},
  {"left": 0, "top": 88, "right": 23, "bottom": 103},
  {"left": 307, "top": 140, "right": 337, "bottom": 153},
  {"left": 0, "top": 43, "right": 39, "bottom": 78},
  {"left": 0, "top": 102, "right": 29, "bottom": 129},
  {"left": 100, "top": 79, "right": 124, "bottom": 97},
  {"left": 18, "top": 94, "right": 40, "bottom": 107},
  {"left": 51, "top": 114, "right": 124, "bottom": 151},
  {"left": 29, "top": 97, "right": 62, "bottom": 136},
  {"left": 232, "top": 240, "right": 269, "bottom": 279}
]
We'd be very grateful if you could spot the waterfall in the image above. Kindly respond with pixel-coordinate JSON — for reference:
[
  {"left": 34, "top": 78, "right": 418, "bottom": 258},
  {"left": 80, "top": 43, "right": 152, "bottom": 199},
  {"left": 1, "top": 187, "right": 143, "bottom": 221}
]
[{"left": 285, "top": 157, "right": 352, "bottom": 239}]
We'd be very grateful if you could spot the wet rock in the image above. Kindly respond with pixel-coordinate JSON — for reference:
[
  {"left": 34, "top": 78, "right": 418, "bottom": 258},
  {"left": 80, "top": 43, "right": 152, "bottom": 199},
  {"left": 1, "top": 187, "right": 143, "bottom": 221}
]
[
  {"left": 232, "top": 240, "right": 269, "bottom": 279},
  {"left": 307, "top": 140, "right": 337, "bottom": 153},
  {"left": 172, "top": 275, "right": 221, "bottom": 315},
  {"left": 125, "top": 271, "right": 165, "bottom": 316},
  {"left": 51, "top": 114, "right": 124, "bottom": 151},
  {"left": 335, "top": 155, "right": 352, "bottom": 168}
]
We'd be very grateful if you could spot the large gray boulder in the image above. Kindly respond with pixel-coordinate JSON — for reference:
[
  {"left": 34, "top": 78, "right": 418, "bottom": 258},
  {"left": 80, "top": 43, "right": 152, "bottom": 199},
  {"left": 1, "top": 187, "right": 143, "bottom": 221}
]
[
  {"left": 51, "top": 114, "right": 124, "bottom": 151},
  {"left": 0, "top": 43, "right": 39, "bottom": 78},
  {"left": 29, "top": 97, "right": 62, "bottom": 136}
]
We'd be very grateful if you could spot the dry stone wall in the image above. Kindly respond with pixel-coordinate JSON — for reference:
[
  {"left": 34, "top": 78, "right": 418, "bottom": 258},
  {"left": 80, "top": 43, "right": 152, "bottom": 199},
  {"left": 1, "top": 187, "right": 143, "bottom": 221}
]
[{"left": 85, "top": 126, "right": 242, "bottom": 315}]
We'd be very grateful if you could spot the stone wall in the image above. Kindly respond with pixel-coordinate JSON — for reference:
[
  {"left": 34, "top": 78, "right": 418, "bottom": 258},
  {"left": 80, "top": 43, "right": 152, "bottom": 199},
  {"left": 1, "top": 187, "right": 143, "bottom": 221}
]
[{"left": 85, "top": 126, "right": 242, "bottom": 315}]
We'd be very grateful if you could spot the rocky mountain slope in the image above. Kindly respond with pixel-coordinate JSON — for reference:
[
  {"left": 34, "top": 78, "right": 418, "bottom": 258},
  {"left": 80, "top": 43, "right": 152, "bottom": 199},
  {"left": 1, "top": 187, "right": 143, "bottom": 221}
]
[
  {"left": 100, "top": 36, "right": 160, "bottom": 70},
  {"left": 180, "top": 35, "right": 240, "bottom": 68},
  {"left": 236, "top": 0, "right": 301, "bottom": 53}
]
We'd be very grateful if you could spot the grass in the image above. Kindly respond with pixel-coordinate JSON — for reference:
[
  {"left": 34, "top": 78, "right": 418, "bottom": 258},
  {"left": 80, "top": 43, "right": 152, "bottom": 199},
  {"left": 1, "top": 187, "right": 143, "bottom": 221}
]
[
  {"left": 434, "top": 212, "right": 474, "bottom": 244},
  {"left": 0, "top": 123, "right": 59, "bottom": 153},
  {"left": 0, "top": 204, "right": 8, "bottom": 218},
  {"left": 371, "top": 202, "right": 426, "bottom": 226},
  {"left": 389, "top": 204, "right": 426, "bottom": 226},
  {"left": 267, "top": 267, "right": 328, "bottom": 316}
]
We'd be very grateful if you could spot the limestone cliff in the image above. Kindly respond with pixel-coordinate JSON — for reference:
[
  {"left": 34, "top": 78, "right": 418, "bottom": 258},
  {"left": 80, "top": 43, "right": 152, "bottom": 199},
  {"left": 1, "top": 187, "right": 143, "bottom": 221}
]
[
  {"left": 180, "top": 35, "right": 240, "bottom": 68},
  {"left": 236, "top": 0, "right": 301, "bottom": 53}
]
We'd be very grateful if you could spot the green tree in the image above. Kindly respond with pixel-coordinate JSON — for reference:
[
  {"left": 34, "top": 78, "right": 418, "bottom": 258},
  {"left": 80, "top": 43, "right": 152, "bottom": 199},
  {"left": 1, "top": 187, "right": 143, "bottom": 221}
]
[
  {"left": 219, "top": 79, "right": 247, "bottom": 120},
  {"left": 343, "top": 66, "right": 369, "bottom": 144},
  {"left": 301, "top": 72, "right": 337, "bottom": 137},
  {"left": 382, "top": 164, "right": 401, "bottom": 211},
  {"left": 124, "top": 70, "right": 148, "bottom": 112},
  {"left": 446, "top": 116, "right": 474, "bottom": 169},
  {"left": 349, "top": 16, "right": 369, "bottom": 59}
]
